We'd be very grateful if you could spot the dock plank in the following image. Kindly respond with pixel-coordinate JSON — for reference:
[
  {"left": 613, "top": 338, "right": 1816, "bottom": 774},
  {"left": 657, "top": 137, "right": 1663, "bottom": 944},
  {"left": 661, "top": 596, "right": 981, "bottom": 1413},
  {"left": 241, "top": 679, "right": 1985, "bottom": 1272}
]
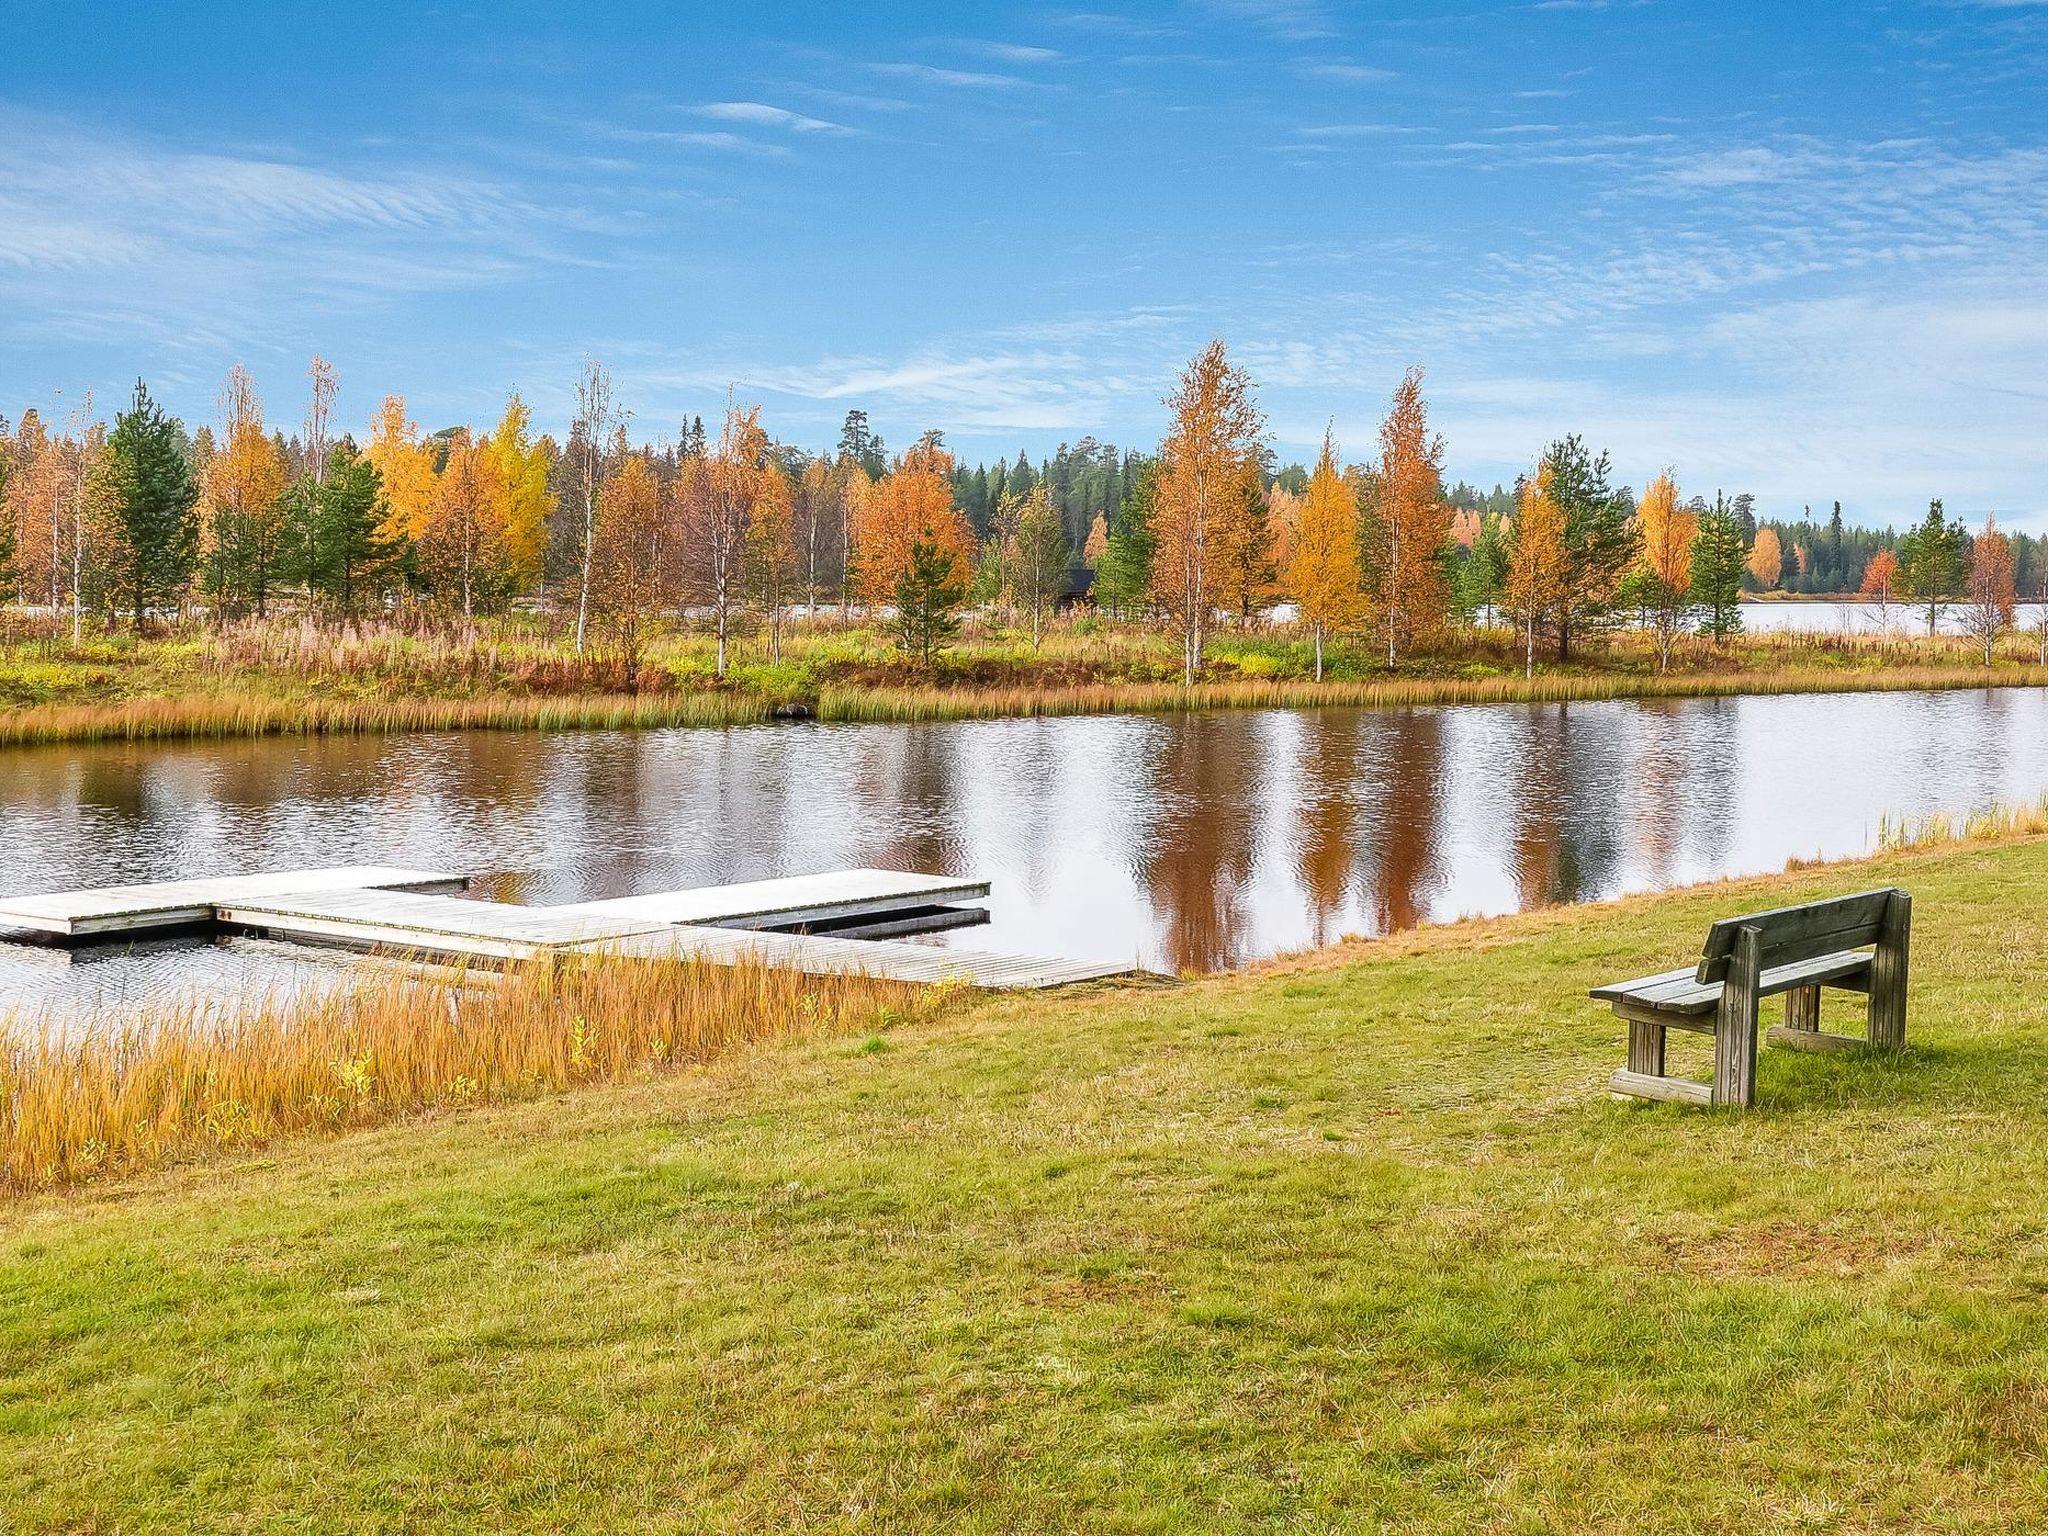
[
  {"left": 544, "top": 869, "right": 992, "bottom": 930},
  {"left": 0, "top": 866, "right": 464, "bottom": 937}
]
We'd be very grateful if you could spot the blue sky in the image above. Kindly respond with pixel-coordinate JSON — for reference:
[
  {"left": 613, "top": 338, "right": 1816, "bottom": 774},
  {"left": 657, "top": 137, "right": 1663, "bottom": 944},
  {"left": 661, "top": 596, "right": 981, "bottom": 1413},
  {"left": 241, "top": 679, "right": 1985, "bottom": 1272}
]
[{"left": 2, "top": 1, "right": 2044, "bottom": 524}]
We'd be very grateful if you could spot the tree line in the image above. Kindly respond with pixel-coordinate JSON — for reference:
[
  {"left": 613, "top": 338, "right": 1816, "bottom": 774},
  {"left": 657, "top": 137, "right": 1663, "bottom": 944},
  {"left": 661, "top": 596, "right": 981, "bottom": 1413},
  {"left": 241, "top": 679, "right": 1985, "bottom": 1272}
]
[{"left": 2, "top": 345, "right": 2035, "bottom": 677}]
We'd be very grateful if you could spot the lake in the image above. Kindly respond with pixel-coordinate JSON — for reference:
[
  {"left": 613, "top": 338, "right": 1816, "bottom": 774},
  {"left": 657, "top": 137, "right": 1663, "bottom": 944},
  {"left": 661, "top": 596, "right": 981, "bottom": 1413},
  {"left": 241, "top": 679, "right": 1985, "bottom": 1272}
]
[{"left": 3, "top": 686, "right": 2046, "bottom": 1016}]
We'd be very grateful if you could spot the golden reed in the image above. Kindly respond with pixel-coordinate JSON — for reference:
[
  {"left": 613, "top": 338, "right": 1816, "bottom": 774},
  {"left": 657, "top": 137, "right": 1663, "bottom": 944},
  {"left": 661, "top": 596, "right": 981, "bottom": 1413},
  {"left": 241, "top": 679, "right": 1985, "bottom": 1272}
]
[{"left": 0, "top": 950, "right": 934, "bottom": 1194}]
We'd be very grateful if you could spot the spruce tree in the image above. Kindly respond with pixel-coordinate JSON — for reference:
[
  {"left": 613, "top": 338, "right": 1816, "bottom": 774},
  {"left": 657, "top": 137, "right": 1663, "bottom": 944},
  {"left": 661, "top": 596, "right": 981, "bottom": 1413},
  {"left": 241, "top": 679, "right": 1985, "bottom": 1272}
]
[
  {"left": 1543, "top": 434, "right": 1637, "bottom": 659},
  {"left": 105, "top": 380, "right": 199, "bottom": 628},
  {"left": 1689, "top": 498, "right": 1745, "bottom": 643},
  {"left": 1897, "top": 498, "right": 1965, "bottom": 636},
  {"left": 1096, "top": 460, "right": 1159, "bottom": 618},
  {"left": 894, "top": 536, "right": 966, "bottom": 667},
  {"left": 316, "top": 444, "right": 392, "bottom": 613}
]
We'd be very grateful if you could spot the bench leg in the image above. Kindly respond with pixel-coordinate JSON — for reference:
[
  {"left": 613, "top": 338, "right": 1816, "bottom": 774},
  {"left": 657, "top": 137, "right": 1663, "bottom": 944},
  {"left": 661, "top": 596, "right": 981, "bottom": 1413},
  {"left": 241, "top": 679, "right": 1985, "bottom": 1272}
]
[
  {"left": 1713, "top": 926, "right": 1763, "bottom": 1107},
  {"left": 1784, "top": 984, "right": 1821, "bottom": 1033},
  {"left": 1866, "top": 890, "right": 1910, "bottom": 1049},
  {"left": 1626, "top": 1015, "right": 1666, "bottom": 1078}
]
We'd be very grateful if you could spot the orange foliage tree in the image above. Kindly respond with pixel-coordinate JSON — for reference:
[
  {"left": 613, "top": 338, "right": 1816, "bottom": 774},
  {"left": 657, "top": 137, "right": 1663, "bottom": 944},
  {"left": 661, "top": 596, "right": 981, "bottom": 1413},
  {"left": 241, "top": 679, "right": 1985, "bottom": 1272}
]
[
  {"left": 420, "top": 428, "right": 511, "bottom": 619},
  {"left": 852, "top": 436, "right": 973, "bottom": 607},
  {"left": 1504, "top": 467, "right": 1568, "bottom": 679},
  {"left": 1363, "top": 366, "right": 1451, "bottom": 667},
  {"left": 1962, "top": 515, "right": 2016, "bottom": 665},
  {"left": 1746, "top": 526, "right": 1783, "bottom": 590},
  {"left": 1859, "top": 547, "right": 1900, "bottom": 631},
  {"left": 1151, "top": 340, "right": 1264, "bottom": 685},
  {"left": 1635, "top": 469, "right": 1698, "bottom": 671},
  {"left": 1284, "top": 428, "right": 1362, "bottom": 680},
  {"left": 201, "top": 365, "right": 289, "bottom": 615}
]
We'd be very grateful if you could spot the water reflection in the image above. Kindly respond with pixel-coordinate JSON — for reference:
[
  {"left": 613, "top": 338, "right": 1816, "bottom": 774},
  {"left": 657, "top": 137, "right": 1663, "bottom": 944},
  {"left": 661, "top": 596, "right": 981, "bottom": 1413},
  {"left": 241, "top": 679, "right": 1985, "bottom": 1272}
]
[{"left": 3, "top": 687, "right": 2047, "bottom": 1014}]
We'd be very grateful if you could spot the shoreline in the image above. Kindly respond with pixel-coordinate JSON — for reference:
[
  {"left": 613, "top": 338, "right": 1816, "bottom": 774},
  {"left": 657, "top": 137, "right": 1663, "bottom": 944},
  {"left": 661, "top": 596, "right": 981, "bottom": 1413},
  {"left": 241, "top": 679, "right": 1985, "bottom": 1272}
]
[{"left": 6, "top": 660, "right": 2048, "bottom": 747}]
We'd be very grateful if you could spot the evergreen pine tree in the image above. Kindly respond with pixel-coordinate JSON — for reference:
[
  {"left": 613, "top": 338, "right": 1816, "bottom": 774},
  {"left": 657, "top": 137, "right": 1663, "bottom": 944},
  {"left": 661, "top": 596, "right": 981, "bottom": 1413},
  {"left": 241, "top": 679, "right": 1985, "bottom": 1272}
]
[
  {"left": 104, "top": 380, "right": 199, "bottom": 628},
  {"left": 1897, "top": 498, "right": 1966, "bottom": 636},
  {"left": 894, "top": 536, "right": 966, "bottom": 666},
  {"left": 1096, "top": 460, "right": 1159, "bottom": 618},
  {"left": 1689, "top": 497, "right": 1745, "bottom": 643},
  {"left": 1543, "top": 434, "right": 1637, "bottom": 659}
]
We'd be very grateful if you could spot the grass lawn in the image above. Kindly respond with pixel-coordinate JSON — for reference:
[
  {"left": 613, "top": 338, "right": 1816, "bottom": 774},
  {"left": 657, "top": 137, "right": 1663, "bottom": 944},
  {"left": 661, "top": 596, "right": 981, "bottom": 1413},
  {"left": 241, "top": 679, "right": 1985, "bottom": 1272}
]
[{"left": 5, "top": 838, "right": 2048, "bottom": 1531}]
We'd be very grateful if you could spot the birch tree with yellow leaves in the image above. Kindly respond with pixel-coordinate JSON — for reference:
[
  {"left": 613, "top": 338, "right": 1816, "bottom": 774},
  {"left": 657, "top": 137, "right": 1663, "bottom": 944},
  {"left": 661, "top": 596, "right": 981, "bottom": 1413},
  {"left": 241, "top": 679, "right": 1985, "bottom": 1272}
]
[
  {"left": 485, "top": 394, "right": 554, "bottom": 595},
  {"left": 421, "top": 428, "right": 511, "bottom": 620},
  {"left": 365, "top": 394, "right": 436, "bottom": 553},
  {"left": 1285, "top": 428, "right": 1362, "bottom": 680},
  {"left": 1362, "top": 366, "right": 1451, "bottom": 668},
  {"left": 1635, "top": 469, "right": 1697, "bottom": 671},
  {"left": 1151, "top": 340, "right": 1264, "bottom": 685},
  {"left": 201, "top": 366, "right": 290, "bottom": 617},
  {"left": 1504, "top": 467, "right": 1568, "bottom": 679}
]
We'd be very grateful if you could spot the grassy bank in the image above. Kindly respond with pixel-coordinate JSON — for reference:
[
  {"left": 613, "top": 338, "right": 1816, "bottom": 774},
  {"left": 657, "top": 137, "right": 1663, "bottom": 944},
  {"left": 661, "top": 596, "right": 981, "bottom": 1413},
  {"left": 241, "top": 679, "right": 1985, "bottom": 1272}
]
[
  {"left": 7, "top": 836, "right": 2048, "bottom": 1529},
  {"left": 4, "top": 613, "right": 2047, "bottom": 743}
]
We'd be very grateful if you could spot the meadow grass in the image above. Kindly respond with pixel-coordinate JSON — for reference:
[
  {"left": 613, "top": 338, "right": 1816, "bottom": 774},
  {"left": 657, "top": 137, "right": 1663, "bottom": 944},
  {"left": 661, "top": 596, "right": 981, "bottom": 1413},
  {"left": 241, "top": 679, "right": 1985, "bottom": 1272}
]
[
  {"left": 0, "top": 950, "right": 928, "bottom": 1192},
  {"left": 6, "top": 835, "right": 2048, "bottom": 1529},
  {"left": 5, "top": 610, "right": 2048, "bottom": 743}
]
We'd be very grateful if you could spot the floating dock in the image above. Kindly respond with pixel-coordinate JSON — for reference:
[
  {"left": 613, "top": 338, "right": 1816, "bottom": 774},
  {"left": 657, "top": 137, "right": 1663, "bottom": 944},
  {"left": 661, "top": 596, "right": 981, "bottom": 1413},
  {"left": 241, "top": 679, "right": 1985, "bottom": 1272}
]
[{"left": 0, "top": 867, "right": 1139, "bottom": 991}]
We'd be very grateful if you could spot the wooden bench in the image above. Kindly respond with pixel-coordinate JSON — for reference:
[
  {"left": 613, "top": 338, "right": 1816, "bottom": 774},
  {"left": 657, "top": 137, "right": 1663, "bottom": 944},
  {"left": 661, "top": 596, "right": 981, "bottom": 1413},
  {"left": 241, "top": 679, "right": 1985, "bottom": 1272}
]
[{"left": 1590, "top": 888, "right": 1910, "bottom": 1107}]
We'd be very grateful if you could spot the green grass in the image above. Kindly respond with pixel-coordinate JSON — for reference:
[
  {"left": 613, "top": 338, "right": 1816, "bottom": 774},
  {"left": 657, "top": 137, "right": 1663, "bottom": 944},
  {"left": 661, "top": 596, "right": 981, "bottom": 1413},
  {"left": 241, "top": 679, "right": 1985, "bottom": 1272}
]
[{"left": 7, "top": 839, "right": 2048, "bottom": 1530}]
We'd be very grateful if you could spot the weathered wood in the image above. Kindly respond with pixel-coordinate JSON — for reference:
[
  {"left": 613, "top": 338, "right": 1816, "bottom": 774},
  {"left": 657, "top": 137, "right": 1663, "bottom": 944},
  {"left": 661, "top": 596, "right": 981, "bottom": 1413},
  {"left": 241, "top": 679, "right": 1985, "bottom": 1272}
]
[
  {"left": 1626, "top": 1015, "right": 1666, "bottom": 1077},
  {"left": 1764, "top": 1024, "right": 1870, "bottom": 1054},
  {"left": 1866, "top": 888, "right": 1911, "bottom": 1049},
  {"left": 1593, "top": 951, "right": 1871, "bottom": 1017},
  {"left": 1784, "top": 983, "right": 1822, "bottom": 1032},
  {"left": 1712, "top": 924, "right": 1763, "bottom": 1107},
  {"left": 1609, "top": 1069, "right": 1713, "bottom": 1106},
  {"left": 1695, "top": 889, "right": 1894, "bottom": 983},
  {"left": 1607, "top": 999, "right": 1717, "bottom": 1035},
  {"left": 547, "top": 870, "right": 993, "bottom": 931},
  {"left": 0, "top": 866, "right": 464, "bottom": 938}
]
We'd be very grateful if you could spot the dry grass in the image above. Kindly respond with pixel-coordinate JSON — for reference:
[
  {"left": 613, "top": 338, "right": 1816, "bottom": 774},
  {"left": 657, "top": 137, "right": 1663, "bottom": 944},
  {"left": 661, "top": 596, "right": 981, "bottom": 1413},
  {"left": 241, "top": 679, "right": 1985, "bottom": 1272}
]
[
  {"left": 1878, "top": 790, "right": 2048, "bottom": 852},
  {"left": 0, "top": 949, "right": 935, "bottom": 1194}
]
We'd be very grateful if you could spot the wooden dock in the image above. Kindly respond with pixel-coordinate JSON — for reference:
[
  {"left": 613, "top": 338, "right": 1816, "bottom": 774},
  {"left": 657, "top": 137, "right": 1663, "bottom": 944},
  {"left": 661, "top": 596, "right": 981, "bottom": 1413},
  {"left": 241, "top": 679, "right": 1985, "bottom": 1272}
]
[
  {"left": 4, "top": 866, "right": 1141, "bottom": 991},
  {"left": 0, "top": 866, "right": 465, "bottom": 938}
]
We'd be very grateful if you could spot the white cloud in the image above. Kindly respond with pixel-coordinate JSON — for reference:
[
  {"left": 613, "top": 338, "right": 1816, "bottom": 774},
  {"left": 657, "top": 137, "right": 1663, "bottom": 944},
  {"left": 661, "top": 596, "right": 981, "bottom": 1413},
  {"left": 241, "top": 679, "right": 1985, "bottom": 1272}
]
[{"left": 693, "top": 102, "right": 855, "bottom": 135}]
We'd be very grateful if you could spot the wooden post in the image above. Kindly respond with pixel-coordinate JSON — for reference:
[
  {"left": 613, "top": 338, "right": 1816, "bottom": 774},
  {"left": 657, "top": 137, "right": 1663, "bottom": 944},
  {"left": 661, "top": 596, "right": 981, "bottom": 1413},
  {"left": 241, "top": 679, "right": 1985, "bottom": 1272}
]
[
  {"left": 1784, "top": 984, "right": 1821, "bottom": 1033},
  {"left": 1866, "top": 889, "right": 1911, "bottom": 1049},
  {"left": 1713, "top": 924, "right": 1763, "bottom": 1107},
  {"left": 1626, "top": 1016, "right": 1666, "bottom": 1079}
]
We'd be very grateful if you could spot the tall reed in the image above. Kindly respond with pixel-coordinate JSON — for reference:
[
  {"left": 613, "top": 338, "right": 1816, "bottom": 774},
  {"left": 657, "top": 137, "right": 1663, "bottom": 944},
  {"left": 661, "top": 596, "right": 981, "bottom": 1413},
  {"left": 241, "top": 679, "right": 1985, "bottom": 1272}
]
[
  {"left": 6, "top": 662, "right": 2047, "bottom": 747},
  {"left": 0, "top": 950, "right": 936, "bottom": 1194},
  {"left": 1876, "top": 791, "right": 2048, "bottom": 853}
]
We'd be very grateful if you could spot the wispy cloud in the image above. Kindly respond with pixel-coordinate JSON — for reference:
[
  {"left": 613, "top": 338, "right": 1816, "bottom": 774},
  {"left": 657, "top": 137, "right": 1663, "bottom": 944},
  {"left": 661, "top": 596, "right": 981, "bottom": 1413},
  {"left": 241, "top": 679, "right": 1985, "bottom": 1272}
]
[
  {"left": 953, "top": 40, "right": 1066, "bottom": 63},
  {"left": 1197, "top": 0, "right": 1337, "bottom": 40},
  {"left": 869, "top": 62, "right": 1038, "bottom": 89},
  {"left": 1304, "top": 61, "right": 1399, "bottom": 82},
  {"left": 693, "top": 102, "right": 855, "bottom": 135}
]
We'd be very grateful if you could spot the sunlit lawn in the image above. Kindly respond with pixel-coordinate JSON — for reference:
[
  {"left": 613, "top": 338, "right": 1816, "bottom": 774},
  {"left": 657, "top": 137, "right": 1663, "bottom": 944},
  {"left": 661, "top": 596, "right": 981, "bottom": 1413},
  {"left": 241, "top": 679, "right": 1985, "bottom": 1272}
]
[{"left": 5, "top": 837, "right": 2048, "bottom": 1530}]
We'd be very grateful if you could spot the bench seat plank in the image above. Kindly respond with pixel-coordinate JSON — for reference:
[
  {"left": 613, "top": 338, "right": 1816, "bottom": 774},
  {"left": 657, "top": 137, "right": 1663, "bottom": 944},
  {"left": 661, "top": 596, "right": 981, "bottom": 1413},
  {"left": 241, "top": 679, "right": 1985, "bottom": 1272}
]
[{"left": 1591, "top": 950, "right": 1872, "bottom": 1016}]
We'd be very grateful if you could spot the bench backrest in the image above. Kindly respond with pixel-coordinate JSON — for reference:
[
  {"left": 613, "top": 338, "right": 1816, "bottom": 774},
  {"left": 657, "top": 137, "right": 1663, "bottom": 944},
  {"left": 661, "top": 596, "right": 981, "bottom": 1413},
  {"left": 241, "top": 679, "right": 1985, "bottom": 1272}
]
[{"left": 1694, "top": 888, "right": 1900, "bottom": 984}]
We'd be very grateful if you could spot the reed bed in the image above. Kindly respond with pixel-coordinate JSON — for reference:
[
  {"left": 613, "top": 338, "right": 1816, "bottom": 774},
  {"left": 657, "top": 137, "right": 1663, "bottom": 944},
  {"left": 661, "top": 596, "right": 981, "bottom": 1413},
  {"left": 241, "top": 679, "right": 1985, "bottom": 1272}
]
[
  {"left": 0, "top": 949, "right": 935, "bottom": 1194},
  {"left": 6, "top": 660, "right": 2046, "bottom": 746},
  {"left": 1877, "top": 790, "right": 2048, "bottom": 852}
]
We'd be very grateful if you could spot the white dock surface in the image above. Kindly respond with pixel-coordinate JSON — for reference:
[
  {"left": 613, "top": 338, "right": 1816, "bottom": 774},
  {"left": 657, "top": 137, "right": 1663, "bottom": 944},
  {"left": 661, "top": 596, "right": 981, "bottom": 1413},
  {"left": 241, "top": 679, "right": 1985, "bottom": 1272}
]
[
  {"left": 547, "top": 868, "right": 992, "bottom": 929},
  {"left": 0, "top": 866, "right": 463, "bottom": 937},
  {"left": 7, "top": 865, "right": 1143, "bottom": 990}
]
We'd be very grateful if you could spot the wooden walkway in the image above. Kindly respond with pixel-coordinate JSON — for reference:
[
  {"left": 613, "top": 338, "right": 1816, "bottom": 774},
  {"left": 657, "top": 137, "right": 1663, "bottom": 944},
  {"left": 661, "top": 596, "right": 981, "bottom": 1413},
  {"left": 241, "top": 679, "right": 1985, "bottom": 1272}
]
[
  {"left": 0, "top": 866, "right": 463, "bottom": 938},
  {"left": 4, "top": 865, "right": 1141, "bottom": 991}
]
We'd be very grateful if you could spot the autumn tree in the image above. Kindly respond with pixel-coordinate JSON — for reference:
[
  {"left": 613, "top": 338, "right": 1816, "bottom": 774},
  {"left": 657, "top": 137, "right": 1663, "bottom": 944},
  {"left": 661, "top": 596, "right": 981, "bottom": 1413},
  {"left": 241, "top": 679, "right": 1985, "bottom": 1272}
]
[
  {"left": 364, "top": 393, "right": 437, "bottom": 572},
  {"left": 1082, "top": 511, "right": 1109, "bottom": 573},
  {"left": 1897, "top": 498, "right": 1965, "bottom": 637},
  {"left": 1010, "top": 481, "right": 1070, "bottom": 650},
  {"left": 1503, "top": 468, "right": 1567, "bottom": 678},
  {"left": 6, "top": 410, "right": 62, "bottom": 612},
  {"left": 1210, "top": 462, "right": 1277, "bottom": 622},
  {"left": 1961, "top": 515, "right": 2016, "bottom": 665},
  {"left": 486, "top": 393, "right": 554, "bottom": 595},
  {"left": 1151, "top": 341, "right": 1264, "bottom": 684},
  {"left": 1689, "top": 498, "right": 1746, "bottom": 644},
  {"left": 1859, "top": 547, "right": 1900, "bottom": 632},
  {"left": 201, "top": 366, "right": 290, "bottom": 616},
  {"left": 853, "top": 435, "right": 974, "bottom": 609},
  {"left": 1635, "top": 470, "right": 1698, "bottom": 671},
  {"left": 1535, "top": 436, "right": 1636, "bottom": 659},
  {"left": 1361, "top": 367, "right": 1452, "bottom": 667},
  {"left": 1745, "top": 526, "right": 1783, "bottom": 592},
  {"left": 586, "top": 452, "right": 671, "bottom": 687},
  {"left": 1286, "top": 428, "right": 1362, "bottom": 680},
  {"left": 747, "top": 460, "right": 798, "bottom": 662},
  {"left": 0, "top": 435, "right": 14, "bottom": 598},
  {"left": 793, "top": 458, "right": 847, "bottom": 612},
  {"left": 569, "top": 360, "right": 614, "bottom": 654},
  {"left": 421, "top": 428, "right": 511, "bottom": 619},
  {"left": 682, "top": 398, "right": 772, "bottom": 677},
  {"left": 103, "top": 380, "right": 199, "bottom": 628}
]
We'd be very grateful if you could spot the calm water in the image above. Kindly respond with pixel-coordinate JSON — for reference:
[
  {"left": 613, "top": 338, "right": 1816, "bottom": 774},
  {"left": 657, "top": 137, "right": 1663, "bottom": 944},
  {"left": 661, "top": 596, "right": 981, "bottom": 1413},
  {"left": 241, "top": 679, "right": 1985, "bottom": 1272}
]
[
  {"left": 1738, "top": 599, "right": 2048, "bottom": 634},
  {"left": 3, "top": 688, "right": 2046, "bottom": 1016}
]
